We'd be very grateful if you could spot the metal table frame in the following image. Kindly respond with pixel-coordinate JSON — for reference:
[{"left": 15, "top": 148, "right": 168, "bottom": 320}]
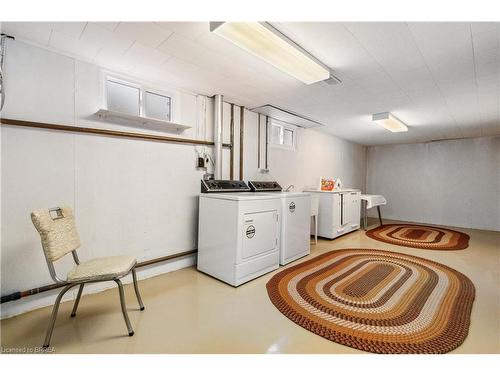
[{"left": 362, "top": 200, "right": 383, "bottom": 230}]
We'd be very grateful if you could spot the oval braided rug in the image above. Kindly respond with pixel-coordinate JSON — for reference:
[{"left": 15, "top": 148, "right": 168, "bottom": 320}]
[
  {"left": 266, "top": 249, "right": 475, "bottom": 354},
  {"left": 366, "top": 224, "right": 470, "bottom": 250}
]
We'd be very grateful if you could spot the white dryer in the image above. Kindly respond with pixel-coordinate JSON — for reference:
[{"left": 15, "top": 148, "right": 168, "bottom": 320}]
[
  {"left": 249, "top": 181, "right": 311, "bottom": 265},
  {"left": 198, "top": 180, "right": 281, "bottom": 286}
]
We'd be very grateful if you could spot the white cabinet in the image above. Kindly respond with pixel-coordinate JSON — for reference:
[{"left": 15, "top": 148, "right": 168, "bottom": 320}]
[
  {"left": 304, "top": 189, "right": 361, "bottom": 239},
  {"left": 347, "top": 191, "right": 361, "bottom": 231}
]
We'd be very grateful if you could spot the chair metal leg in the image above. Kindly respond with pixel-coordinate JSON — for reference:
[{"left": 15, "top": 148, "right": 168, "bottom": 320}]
[
  {"left": 377, "top": 206, "right": 383, "bottom": 226},
  {"left": 115, "top": 279, "right": 134, "bottom": 336},
  {"left": 70, "top": 284, "right": 84, "bottom": 317},
  {"left": 132, "top": 268, "right": 145, "bottom": 311},
  {"left": 43, "top": 284, "right": 76, "bottom": 348}
]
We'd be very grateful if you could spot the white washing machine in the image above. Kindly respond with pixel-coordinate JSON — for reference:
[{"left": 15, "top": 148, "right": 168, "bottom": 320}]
[
  {"left": 197, "top": 180, "right": 281, "bottom": 286},
  {"left": 249, "top": 181, "right": 311, "bottom": 265}
]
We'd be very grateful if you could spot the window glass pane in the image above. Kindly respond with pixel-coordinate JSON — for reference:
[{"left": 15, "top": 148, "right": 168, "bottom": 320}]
[
  {"left": 270, "top": 124, "right": 283, "bottom": 145},
  {"left": 145, "top": 91, "right": 171, "bottom": 121},
  {"left": 283, "top": 128, "right": 294, "bottom": 146},
  {"left": 106, "top": 80, "right": 140, "bottom": 115}
]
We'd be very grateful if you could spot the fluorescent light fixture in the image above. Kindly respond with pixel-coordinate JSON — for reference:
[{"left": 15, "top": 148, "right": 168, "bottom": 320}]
[
  {"left": 372, "top": 112, "right": 408, "bottom": 132},
  {"left": 210, "top": 22, "right": 330, "bottom": 85}
]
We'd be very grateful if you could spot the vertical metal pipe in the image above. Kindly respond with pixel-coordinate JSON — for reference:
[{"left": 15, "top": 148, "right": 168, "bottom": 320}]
[
  {"left": 239, "top": 106, "right": 245, "bottom": 180},
  {"left": 265, "top": 116, "right": 269, "bottom": 169},
  {"left": 257, "top": 115, "right": 261, "bottom": 169},
  {"left": 229, "top": 103, "right": 234, "bottom": 180},
  {"left": 213, "top": 94, "right": 223, "bottom": 179}
]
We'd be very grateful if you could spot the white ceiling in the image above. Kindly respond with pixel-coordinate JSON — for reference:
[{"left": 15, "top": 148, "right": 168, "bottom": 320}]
[{"left": 1, "top": 22, "right": 499, "bottom": 145}]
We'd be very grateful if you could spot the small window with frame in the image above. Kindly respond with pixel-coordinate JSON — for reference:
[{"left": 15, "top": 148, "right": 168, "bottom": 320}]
[
  {"left": 105, "top": 75, "right": 173, "bottom": 122},
  {"left": 106, "top": 79, "right": 141, "bottom": 116},
  {"left": 269, "top": 120, "right": 297, "bottom": 150},
  {"left": 144, "top": 91, "right": 172, "bottom": 121}
]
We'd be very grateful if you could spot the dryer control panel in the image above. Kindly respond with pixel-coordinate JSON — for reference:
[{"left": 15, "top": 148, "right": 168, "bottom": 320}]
[
  {"left": 201, "top": 179, "right": 251, "bottom": 193},
  {"left": 248, "top": 181, "right": 282, "bottom": 192}
]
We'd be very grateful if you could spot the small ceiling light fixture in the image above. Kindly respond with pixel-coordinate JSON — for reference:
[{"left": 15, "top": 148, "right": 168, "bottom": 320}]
[
  {"left": 372, "top": 112, "right": 408, "bottom": 132},
  {"left": 210, "top": 22, "right": 331, "bottom": 85}
]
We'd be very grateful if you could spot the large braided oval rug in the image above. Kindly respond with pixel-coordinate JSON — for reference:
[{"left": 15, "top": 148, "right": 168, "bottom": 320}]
[
  {"left": 366, "top": 224, "right": 470, "bottom": 250},
  {"left": 266, "top": 249, "right": 475, "bottom": 354}
]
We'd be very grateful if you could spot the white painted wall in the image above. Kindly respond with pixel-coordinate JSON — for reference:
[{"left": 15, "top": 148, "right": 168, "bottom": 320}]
[
  {"left": 366, "top": 137, "right": 500, "bottom": 231},
  {"left": 0, "top": 40, "right": 367, "bottom": 318},
  {"left": 267, "top": 128, "right": 366, "bottom": 191},
  {"left": 0, "top": 40, "right": 214, "bottom": 317},
  {"left": 241, "top": 114, "right": 367, "bottom": 192}
]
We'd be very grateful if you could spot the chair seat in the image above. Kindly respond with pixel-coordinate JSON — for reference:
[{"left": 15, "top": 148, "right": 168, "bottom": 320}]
[{"left": 67, "top": 255, "right": 137, "bottom": 282}]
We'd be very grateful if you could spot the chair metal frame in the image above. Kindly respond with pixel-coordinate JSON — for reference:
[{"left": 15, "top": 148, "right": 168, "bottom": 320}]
[{"left": 39, "top": 208, "right": 144, "bottom": 348}]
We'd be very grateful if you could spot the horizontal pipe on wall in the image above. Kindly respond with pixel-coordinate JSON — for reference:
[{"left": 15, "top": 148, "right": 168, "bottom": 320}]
[
  {"left": 0, "top": 250, "right": 197, "bottom": 304},
  {"left": 0, "top": 118, "right": 232, "bottom": 148}
]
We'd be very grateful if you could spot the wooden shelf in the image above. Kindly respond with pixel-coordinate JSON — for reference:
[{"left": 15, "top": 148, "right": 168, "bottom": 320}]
[{"left": 95, "top": 109, "right": 192, "bottom": 132}]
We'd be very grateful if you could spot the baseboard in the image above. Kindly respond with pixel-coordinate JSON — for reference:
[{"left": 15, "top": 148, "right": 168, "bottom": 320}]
[{"left": 0, "top": 254, "right": 196, "bottom": 319}]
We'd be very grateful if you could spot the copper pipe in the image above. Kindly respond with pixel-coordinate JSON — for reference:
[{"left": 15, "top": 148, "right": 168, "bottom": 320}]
[
  {"left": 136, "top": 250, "right": 196, "bottom": 267},
  {"left": 0, "top": 118, "right": 232, "bottom": 148},
  {"left": 0, "top": 250, "right": 197, "bottom": 304},
  {"left": 239, "top": 107, "right": 244, "bottom": 180}
]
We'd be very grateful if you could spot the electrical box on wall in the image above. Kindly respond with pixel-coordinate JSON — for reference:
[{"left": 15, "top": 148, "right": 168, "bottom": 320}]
[
  {"left": 195, "top": 147, "right": 213, "bottom": 172},
  {"left": 197, "top": 157, "right": 206, "bottom": 168}
]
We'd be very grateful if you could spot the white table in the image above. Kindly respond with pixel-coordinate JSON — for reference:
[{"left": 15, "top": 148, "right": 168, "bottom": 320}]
[{"left": 360, "top": 194, "right": 387, "bottom": 230}]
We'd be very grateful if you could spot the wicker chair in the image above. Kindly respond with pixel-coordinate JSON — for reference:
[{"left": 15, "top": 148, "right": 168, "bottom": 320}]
[{"left": 31, "top": 207, "right": 144, "bottom": 348}]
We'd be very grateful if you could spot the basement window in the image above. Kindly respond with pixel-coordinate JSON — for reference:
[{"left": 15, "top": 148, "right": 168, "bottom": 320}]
[
  {"left": 106, "top": 79, "right": 140, "bottom": 116},
  {"left": 145, "top": 91, "right": 172, "bottom": 121},
  {"left": 105, "top": 76, "right": 172, "bottom": 121},
  {"left": 269, "top": 120, "right": 297, "bottom": 150}
]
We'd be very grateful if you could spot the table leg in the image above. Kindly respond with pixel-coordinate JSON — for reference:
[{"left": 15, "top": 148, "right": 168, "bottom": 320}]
[
  {"left": 377, "top": 206, "right": 383, "bottom": 226},
  {"left": 364, "top": 201, "right": 368, "bottom": 230}
]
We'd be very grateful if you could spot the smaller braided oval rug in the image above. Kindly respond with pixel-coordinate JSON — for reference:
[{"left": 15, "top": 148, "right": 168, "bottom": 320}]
[
  {"left": 266, "top": 249, "right": 475, "bottom": 354},
  {"left": 366, "top": 224, "right": 470, "bottom": 250}
]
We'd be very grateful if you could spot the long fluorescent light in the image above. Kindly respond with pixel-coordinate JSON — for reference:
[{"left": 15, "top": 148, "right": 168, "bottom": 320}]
[
  {"left": 372, "top": 112, "right": 408, "bottom": 132},
  {"left": 210, "top": 22, "right": 330, "bottom": 85}
]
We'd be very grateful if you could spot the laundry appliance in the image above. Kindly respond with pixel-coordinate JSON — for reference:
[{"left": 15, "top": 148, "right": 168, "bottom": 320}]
[
  {"left": 197, "top": 180, "right": 281, "bottom": 286},
  {"left": 249, "top": 181, "right": 311, "bottom": 265}
]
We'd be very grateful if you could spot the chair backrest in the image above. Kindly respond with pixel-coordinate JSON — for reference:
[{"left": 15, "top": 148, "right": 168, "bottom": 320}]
[
  {"left": 310, "top": 196, "right": 319, "bottom": 217},
  {"left": 31, "top": 207, "right": 81, "bottom": 262}
]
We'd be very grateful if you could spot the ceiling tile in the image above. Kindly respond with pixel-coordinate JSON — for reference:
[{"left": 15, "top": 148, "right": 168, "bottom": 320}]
[
  {"left": 408, "top": 22, "right": 473, "bottom": 65},
  {"left": 90, "top": 22, "right": 119, "bottom": 31},
  {"left": 1, "top": 22, "right": 52, "bottom": 46},
  {"left": 470, "top": 22, "right": 499, "bottom": 35},
  {"left": 114, "top": 22, "right": 174, "bottom": 49},
  {"left": 3, "top": 21, "right": 499, "bottom": 145},
  {"left": 79, "top": 23, "right": 134, "bottom": 54},
  {"left": 155, "top": 22, "right": 208, "bottom": 38},
  {"left": 122, "top": 42, "right": 171, "bottom": 69},
  {"left": 157, "top": 32, "right": 208, "bottom": 64},
  {"left": 48, "top": 22, "right": 87, "bottom": 38},
  {"left": 93, "top": 48, "right": 136, "bottom": 73},
  {"left": 49, "top": 30, "right": 101, "bottom": 60}
]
